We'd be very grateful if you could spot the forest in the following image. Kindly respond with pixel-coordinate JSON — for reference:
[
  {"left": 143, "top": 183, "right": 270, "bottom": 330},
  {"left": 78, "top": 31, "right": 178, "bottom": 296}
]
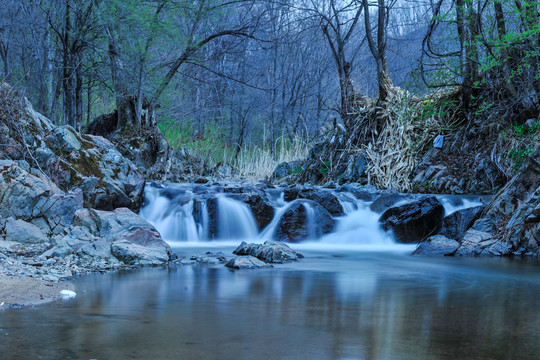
[{"left": 0, "top": 0, "right": 539, "bottom": 182}]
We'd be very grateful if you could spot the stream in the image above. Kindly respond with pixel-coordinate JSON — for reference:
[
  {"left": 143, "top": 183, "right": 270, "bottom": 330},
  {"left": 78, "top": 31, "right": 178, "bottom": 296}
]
[{"left": 1, "top": 183, "right": 539, "bottom": 359}]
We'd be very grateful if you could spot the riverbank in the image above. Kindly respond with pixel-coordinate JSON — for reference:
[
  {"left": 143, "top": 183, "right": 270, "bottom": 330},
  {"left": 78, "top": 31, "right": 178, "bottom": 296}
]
[{"left": 0, "top": 276, "right": 74, "bottom": 307}]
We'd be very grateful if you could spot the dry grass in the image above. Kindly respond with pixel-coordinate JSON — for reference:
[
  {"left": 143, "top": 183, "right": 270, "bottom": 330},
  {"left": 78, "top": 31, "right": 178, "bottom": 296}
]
[
  {"left": 362, "top": 87, "right": 462, "bottom": 192},
  {"left": 225, "top": 134, "right": 310, "bottom": 180}
]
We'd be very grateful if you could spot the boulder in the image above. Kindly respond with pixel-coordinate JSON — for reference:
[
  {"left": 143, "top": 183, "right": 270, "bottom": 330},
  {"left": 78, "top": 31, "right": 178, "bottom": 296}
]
[
  {"left": 284, "top": 187, "right": 344, "bottom": 216},
  {"left": 271, "top": 160, "right": 304, "bottom": 180},
  {"left": 439, "top": 205, "right": 485, "bottom": 240},
  {"left": 274, "top": 200, "right": 334, "bottom": 242},
  {"left": 370, "top": 193, "right": 406, "bottom": 213},
  {"left": 225, "top": 256, "right": 273, "bottom": 269},
  {"left": 46, "top": 208, "right": 172, "bottom": 266},
  {"left": 0, "top": 161, "right": 83, "bottom": 235},
  {"left": 467, "top": 144, "right": 540, "bottom": 256},
  {"left": 379, "top": 197, "right": 445, "bottom": 243},
  {"left": 233, "top": 241, "right": 304, "bottom": 263},
  {"left": 412, "top": 235, "right": 460, "bottom": 256},
  {"left": 4, "top": 218, "right": 47, "bottom": 244}
]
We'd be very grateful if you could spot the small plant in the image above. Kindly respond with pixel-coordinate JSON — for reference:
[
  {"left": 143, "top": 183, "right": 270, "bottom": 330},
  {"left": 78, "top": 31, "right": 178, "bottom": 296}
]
[
  {"left": 509, "top": 148, "right": 534, "bottom": 171},
  {"left": 288, "top": 165, "right": 304, "bottom": 176},
  {"left": 319, "top": 160, "right": 331, "bottom": 176}
]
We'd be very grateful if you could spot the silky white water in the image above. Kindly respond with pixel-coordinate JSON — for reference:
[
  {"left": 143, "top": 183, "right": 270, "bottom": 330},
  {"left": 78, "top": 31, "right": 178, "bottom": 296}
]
[{"left": 139, "top": 183, "right": 487, "bottom": 249}]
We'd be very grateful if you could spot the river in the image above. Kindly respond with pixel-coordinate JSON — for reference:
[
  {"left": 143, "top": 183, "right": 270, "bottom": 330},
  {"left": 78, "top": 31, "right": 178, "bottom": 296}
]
[{"left": 1, "top": 183, "right": 539, "bottom": 359}]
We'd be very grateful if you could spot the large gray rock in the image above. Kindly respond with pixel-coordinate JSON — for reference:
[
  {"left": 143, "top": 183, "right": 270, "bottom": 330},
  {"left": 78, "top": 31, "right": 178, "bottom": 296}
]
[
  {"left": 225, "top": 256, "right": 273, "bottom": 269},
  {"left": 370, "top": 193, "right": 406, "bottom": 213},
  {"left": 412, "top": 235, "right": 460, "bottom": 256},
  {"left": 0, "top": 161, "right": 83, "bottom": 236},
  {"left": 46, "top": 208, "right": 172, "bottom": 266},
  {"left": 4, "top": 218, "right": 47, "bottom": 244},
  {"left": 233, "top": 241, "right": 304, "bottom": 263},
  {"left": 44, "top": 128, "right": 145, "bottom": 211},
  {"left": 379, "top": 197, "right": 445, "bottom": 243},
  {"left": 274, "top": 200, "right": 335, "bottom": 242}
]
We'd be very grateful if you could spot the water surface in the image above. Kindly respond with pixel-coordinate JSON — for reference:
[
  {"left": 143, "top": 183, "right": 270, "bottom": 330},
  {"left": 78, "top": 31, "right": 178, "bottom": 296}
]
[{"left": 1, "top": 246, "right": 540, "bottom": 360}]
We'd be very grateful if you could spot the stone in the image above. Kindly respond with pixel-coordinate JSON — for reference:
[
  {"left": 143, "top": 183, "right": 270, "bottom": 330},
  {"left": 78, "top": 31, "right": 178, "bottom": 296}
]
[
  {"left": 469, "top": 145, "right": 540, "bottom": 256},
  {"left": 4, "top": 218, "right": 47, "bottom": 244},
  {"left": 412, "top": 235, "right": 460, "bottom": 256},
  {"left": 50, "top": 208, "right": 172, "bottom": 266},
  {"left": 439, "top": 205, "right": 485, "bottom": 240},
  {"left": 0, "top": 162, "right": 83, "bottom": 235},
  {"left": 274, "top": 200, "right": 335, "bottom": 242},
  {"left": 340, "top": 152, "right": 369, "bottom": 183},
  {"left": 339, "top": 183, "right": 386, "bottom": 202},
  {"left": 379, "top": 197, "right": 445, "bottom": 243},
  {"left": 284, "top": 187, "right": 344, "bottom": 216},
  {"left": 370, "top": 193, "right": 406, "bottom": 213},
  {"left": 225, "top": 256, "right": 273, "bottom": 269},
  {"left": 472, "top": 159, "right": 506, "bottom": 194},
  {"left": 454, "top": 229, "right": 494, "bottom": 256},
  {"left": 233, "top": 241, "right": 304, "bottom": 263}
]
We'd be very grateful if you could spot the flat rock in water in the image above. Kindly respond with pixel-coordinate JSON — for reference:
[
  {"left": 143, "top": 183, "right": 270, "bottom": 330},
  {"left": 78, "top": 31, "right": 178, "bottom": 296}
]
[
  {"left": 233, "top": 241, "right": 303, "bottom": 263},
  {"left": 225, "top": 256, "right": 273, "bottom": 269},
  {"left": 412, "top": 235, "right": 460, "bottom": 256}
]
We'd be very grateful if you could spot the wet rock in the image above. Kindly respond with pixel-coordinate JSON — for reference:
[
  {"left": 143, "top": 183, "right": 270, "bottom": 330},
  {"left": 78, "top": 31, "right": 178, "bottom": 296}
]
[
  {"left": 233, "top": 241, "right": 304, "bottom": 263},
  {"left": 190, "top": 252, "right": 228, "bottom": 264},
  {"left": 439, "top": 205, "right": 485, "bottom": 240},
  {"left": 284, "top": 187, "right": 344, "bottom": 216},
  {"left": 339, "top": 183, "right": 385, "bottom": 202},
  {"left": 225, "top": 256, "right": 273, "bottom": 269},
  {"left": 370, "top": 193, "right": 406, "bottom": 213},
  {"left": 379, "top": 196, "right": 445, "bottom": 243},
  {"left": 412, "top": 235, "right": 460, "bottom": 256},
  {"left": 274, "top": 200, "right": 334, "bottom": 242}
]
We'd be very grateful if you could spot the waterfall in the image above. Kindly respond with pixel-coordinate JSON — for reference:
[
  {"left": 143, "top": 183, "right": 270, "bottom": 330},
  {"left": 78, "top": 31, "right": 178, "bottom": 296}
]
[
  {"left": 320, "top": 203, "right": 394, "bottom": 245},
  {"left": 139, "top": 183, "right": 487, "bottom": 247},
  {"left": 216, "top": 196, "right": 258, "bottom": 240}
]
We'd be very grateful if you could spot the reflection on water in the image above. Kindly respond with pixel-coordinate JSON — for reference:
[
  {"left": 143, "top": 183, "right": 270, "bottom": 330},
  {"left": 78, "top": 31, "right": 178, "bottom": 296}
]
[{"left": 1, "top": 248, "right": 540, "bottom": 360}]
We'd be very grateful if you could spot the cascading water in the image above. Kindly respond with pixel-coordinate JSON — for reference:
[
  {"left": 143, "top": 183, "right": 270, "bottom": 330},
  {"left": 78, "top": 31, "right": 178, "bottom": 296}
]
[
  {"left": 216, "top": 196, "right": 258, "bottom": 240},
  {"left": 139, "top": 183, "right": 488, "bottom": 248}
]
